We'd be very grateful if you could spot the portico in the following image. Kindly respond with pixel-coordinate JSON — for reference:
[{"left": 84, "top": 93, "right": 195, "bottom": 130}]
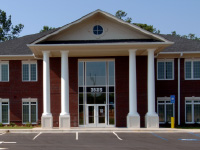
[{"left": 27, "top": 10, "right": 173, "bottom": 129}]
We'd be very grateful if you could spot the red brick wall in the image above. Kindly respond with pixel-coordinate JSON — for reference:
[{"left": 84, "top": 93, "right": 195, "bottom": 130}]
[
  {"left": 50, "top": 57, "right": 78, "bottom": 127},
  {"left": 0, "top": 60, "right": 43, "bottom": 125},
  {"left": 115, "top": 56, "right": 148, "bottom": 127},
  {"left": 155, "top": 58, "right": 179, "bottom": 125}
]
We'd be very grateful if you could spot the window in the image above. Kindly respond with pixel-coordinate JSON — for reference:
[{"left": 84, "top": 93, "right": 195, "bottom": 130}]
[
  {"left": 22, "top": 98, "right": 37, "bottom": 124},
  {"left": 157, "top": 97, "right": 174, "bottom": 123},
  {"left": 0, "top": 99, "right": 9, "bottom": 124},
  {"left": 157, "top": 59, "right": 174, "bottom": 80},
  {"left": 93, "top": 25, "right": 103, "bottom": 35},
  {"left": 0, "top": 61, "right": 9, "bottom": 82},
  {"left": 185, "top": 59, "right": 200, "bottom": 80},
  {"left": 185, "top": 97, "right": 200, "bottom": 124},
  {"left": 22, "top": 61, "right": 37, "bottom": 81}
]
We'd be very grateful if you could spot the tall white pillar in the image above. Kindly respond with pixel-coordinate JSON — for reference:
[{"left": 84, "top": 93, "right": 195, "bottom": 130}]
[
  {"left": 42, "top": 51, "right": 53, "bottom": 128},
  {"left": 145, "top": 49, "right": 159, "bottom": 128},
  {"left": 59, "top": 51, "right": 70, "bottom": 129},
  {"left": 127, "top": 49, "right": 140, "bottom": 128}
]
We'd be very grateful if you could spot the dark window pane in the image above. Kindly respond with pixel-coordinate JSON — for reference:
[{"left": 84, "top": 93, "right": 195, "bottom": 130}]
[
  {"left": 2, "top": 105, "right": 8, "bottom": 123},
  {"left": 166, "top": 62, "right": 173, "bottom": 79},
  {"left": 186, "top": 104, "right": 192, "bottom": 122},
  {"left": 31, "top": 105, "right": 36, "bottom": 123},
  {"left": 79, "top": 93, "right": 83, "bottom": 104},
  {"left": 109, "top": 62, "right": 114, "bottom": 85},
  {"left": 194, "top": 104, "right": 200, "bottom": 122},
  {"left": 109, "top": 93, "right": 114, "bottom": 104},
  {"left": 109, "top": 87, "right": 114, "bottom": 92},
  {"left": 158, "top": 62, "right": 164, "bottom": 79},
  {"left": 79, "top": 105, "right": 84, "bottom": 125},
  {"left": 87, "top": 93, "right": 106, "bottom": 104},
  {"left": 158, "top": 104, "right": 165, "bottom": 122},
  {"left": 166, "top": 104, "right": 173, "bottom": 122},
  {"left": 185, "top": 62, "right": 191, "bottom": 79},
  {"left": 23, "top": 105, "right": 29, "bottom": 123},
  {"left": 109, "top": 105, "right": 115, "bottom": 125}
]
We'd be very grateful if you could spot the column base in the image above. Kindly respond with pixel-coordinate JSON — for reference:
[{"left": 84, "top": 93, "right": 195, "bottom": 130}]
[
  {"left": 41, "top": 114, "right": 53, "bottom": 129},
  {"left": 145, "top": 113, "right": 159, "bottom": 128},
  {"left": 59, "top": 114, "right": 70, "bottom": 129},
  {"left": 127, "top": 113, "right": 140, "bottom": 128}
]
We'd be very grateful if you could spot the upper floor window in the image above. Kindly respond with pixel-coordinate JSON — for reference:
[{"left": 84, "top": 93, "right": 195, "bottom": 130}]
[
  {"left": 0, "top": 61, "right": 9, "bottom": 82},
  {"left": 22, "top": 61, "right": 37, "bottom": 81},
  {"left": 185, "top": 59, "right": 200, "bottom": 80},
  {"left": 157, "top": 59, "right": 174, "bottom": 80}
]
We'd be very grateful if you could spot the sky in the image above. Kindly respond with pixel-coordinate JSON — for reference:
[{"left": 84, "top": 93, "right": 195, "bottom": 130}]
[{"left": 1, "top": 0, "right": 200, "bottom": 37}]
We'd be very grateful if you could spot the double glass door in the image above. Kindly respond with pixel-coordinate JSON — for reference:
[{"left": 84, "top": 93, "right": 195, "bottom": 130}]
[{"left": 87, "top": 104, "right": 107, "bottom": 127}]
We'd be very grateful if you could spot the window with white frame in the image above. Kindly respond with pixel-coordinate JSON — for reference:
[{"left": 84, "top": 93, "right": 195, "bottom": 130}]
[
  {"left": 22, "top": 61, "right": 37, "bottom": 81},
  {"left": 157, "top": 59, "right": 174, "bottom": 80},
  {"left": 157, "top": 97, "right": 174, "bottom": 123},
  {"left": 185, "top": 59, "right": 200, "bottom": 79},
  {"left": 22, "top": 98, "right": 37, "bottom": 124},
  {"left": 0, "top": 61, "right": 9, "bottom": 82},
  {"left": 0, "top": 99, "right": 9, "bottom": 124},
  {"left": 185, "top": 97, "right": 200, "bottom": 123}
]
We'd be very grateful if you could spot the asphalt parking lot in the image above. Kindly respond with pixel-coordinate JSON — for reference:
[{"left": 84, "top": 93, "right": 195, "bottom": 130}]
[{"left": 0, "top": 132, "right": 200, "bottom": 150}]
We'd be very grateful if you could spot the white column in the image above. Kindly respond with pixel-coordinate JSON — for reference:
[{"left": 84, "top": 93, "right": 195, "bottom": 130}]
[
  {"left": 59, "top": 50, "right": 70, "bottom": 129},
  {"left": 42, "top": 51, "right": 53, "bottom": 128},
  {"left": 145, "top": 49, "right": 159, "bottom": 128},
  {"left": 127, "top": 49, "right": 140, "bottom": 128}
]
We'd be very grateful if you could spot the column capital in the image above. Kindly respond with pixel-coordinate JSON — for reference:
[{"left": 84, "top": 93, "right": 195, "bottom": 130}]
[
  {"left": 147, "top": 49, "right": 156, "bottom": 52},
  {"left": 60, "top": 50, "right": 69, "bottom": 54},
  {"left": 42, "top": 51, "right": 51, "bottom": 54},
  {"left": 129, "top": 49, "right": 137, "bottom": 52}
]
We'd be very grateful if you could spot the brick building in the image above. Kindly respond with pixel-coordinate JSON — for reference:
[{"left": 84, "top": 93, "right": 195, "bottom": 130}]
[{"left": 0, "top": 10, "right": 200, "bottom": 128}]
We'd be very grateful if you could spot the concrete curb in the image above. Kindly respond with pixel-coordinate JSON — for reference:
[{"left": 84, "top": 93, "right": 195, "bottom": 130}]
[{"left": 0, "top": 128, "right": 200, "bottom": 133}]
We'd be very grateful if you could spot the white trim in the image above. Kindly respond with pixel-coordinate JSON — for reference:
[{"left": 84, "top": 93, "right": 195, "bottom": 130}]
[
  {"left": 22, "top": 60, "right": 38, "bottom": 82},
  {"left": 178, "top": 58, "right": 180, "bottom": 125},
  {"left": 185, "top": 97, "right": 200, "bottom": 124},
  {"left": 157, "top": 59, "right": 174, "bottom": 80},
  {"left": 157, "top": 97, "right": 175, "bottom": 124},
  {"left": 22, "top": 98, "right": 38, "bottom": 124}
]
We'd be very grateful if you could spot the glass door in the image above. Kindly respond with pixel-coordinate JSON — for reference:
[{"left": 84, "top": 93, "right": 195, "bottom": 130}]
[
  {"left": 97, "top": 104, "right": 107, "bottom": 127},
  {"left": 87, "top": 105, "right": 96, "bottom": 127}
]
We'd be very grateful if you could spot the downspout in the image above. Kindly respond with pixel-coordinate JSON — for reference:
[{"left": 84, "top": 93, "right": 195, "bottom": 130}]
[{"left": 178, "top": 53, "right": 182, "bottom": 125}]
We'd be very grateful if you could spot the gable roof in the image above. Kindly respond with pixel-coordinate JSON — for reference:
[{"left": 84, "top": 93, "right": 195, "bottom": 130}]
[
  {"left": 159, "top": 34, "right": 200, "bottom": 52},
  {"left": 31, "top": 9, "right": 170, "bottom": 44},
  {"left": 0, "top": 29, "right": 59, "bottom": 56}
]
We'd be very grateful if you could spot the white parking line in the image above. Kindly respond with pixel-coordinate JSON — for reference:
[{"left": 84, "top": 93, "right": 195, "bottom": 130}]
[
  {"left": 2, "top": 142, "right": 16, "bottom": 144},
  {"left": 0, "top": 132, "right": 6, "bottom": 136},
  {"left": 113, "top": 132, "right": 123, "bottom": 140},
  {"left": 0, "top": 148, "right": 8, "bottom": 149},
  {"left": 76, "top": 132, "right": 78, "bottom": 140},
  {"left": 33, "top": 132, "right": 42, "bottom": 140}
]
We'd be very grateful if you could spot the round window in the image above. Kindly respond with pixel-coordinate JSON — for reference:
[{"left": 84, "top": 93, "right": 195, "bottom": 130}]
[{"left": 93, "top": 25, "right": 103, "bottom": 35}]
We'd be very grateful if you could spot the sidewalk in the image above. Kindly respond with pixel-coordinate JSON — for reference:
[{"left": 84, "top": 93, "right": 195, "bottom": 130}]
[{"left": 1, "top": 127, "right": 200, "bottom": 133}]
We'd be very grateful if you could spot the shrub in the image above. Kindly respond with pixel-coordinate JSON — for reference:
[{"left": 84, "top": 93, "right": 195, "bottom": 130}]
[
  {"left": 0, "top": 123, "right": 3, "bottom": 127},
  {"left": 26, "top": 122, "right": 32, "bottom": 127},
  {"left": 10, "top": 122, "right": 16, "bottom": 127}
]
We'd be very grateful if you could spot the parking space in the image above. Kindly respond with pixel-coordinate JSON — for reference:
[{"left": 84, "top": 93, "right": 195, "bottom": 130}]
[{"left": 0, "top": 132, "right": 199, "bottom": 150}]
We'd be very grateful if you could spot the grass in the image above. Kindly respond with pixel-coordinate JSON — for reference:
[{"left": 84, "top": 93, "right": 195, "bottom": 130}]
[{"left": 0, "top": 126, "right": 34, "bottom": 129}]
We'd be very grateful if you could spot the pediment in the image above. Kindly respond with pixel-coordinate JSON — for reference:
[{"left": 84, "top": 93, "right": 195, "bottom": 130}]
[{"left": 33, "top": 10, "right": 169, "bottom": 44}]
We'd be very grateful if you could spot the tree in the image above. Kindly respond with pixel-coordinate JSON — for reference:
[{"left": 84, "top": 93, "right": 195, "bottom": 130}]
[
  {"left": 115, "top": 10, "right": 160, "bottom": 33},
  {"left": 171, "top": 31, "right": 200, "bottom": 40},
  {"left": 40, "top": 26, "right": 55, "bottom": 33},
  {"left": 0, "top": 9, "right": 24, "bottom": 42}
]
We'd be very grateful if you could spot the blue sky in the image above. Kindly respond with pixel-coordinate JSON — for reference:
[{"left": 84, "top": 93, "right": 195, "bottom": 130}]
[{"left": 1, "top": 0, "right": 200, "bottom": 37}]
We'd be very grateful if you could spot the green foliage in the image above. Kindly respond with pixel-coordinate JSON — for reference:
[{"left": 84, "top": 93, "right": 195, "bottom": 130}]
[
  {"left": 0, "top": 123, "right": 3, "bottom": 127},
  {"left": 25, "top": 122, "right": 32, "bottom": 127},
  {"left": 171, "top": 31, "right": 200, "bottom": 40},
  {"left": 40, "top": 26, "right": 55, "bottom": 33},
  {"left": 115, "top": 10, "right": 160, "bottom": 33},
  {"left": 0, "top": 9, "right": 24, "bottom": 42},
  {"left": 10, "top": 122, "right": 16, "bottom": 127}
]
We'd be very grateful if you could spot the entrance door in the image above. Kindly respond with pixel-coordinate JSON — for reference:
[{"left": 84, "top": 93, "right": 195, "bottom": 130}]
[{"left": 86, "top": 104, "right": 107, "bottom": 127}]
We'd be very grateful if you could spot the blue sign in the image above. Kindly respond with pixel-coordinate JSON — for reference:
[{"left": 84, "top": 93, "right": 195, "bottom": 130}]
[{"left": 170, "top": 95, "right": 175, "bottom": 103}]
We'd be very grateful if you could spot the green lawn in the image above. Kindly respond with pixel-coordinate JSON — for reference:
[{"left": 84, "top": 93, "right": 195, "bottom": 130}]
[{"left": 0, "top": 126, "right": 34, "bottom": 129}]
